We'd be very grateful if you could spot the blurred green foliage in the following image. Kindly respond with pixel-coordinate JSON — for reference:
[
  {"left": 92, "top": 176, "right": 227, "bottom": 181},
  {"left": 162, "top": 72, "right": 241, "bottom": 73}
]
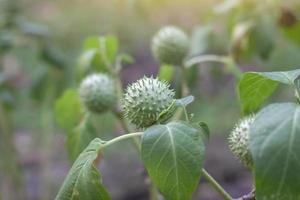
[{"left": 0, "top": 0, "right": 300, "bottom": 199}]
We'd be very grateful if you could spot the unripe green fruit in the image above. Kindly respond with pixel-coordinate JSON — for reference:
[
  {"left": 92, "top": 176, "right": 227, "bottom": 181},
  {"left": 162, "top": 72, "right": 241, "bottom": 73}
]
[
  {"left": 123, "top": 76, "right": 176, "bottom": 128},
  {"left": 152, "top": 26, "right": 189, "bottom": 66},
  {"left": 79, "top": 73, "right": 117, "bottom": 114},
  {"left": 228, "top": 116, "right": 255, "bottom": 168}
]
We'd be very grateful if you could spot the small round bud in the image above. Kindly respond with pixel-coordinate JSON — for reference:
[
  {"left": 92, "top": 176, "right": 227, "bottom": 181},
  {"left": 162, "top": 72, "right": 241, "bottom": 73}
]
[
  {"left": 123, "top": 76, "right": 175, "bottom": 128},
  {"left": 79, "top": 73, "right": 117, "bottom": 113},
  {"left": 228, "top": 116, "right": 255, "bottom": 168},
  {"left": 152, "top": 26, "right": 189, "bottom": 66}
]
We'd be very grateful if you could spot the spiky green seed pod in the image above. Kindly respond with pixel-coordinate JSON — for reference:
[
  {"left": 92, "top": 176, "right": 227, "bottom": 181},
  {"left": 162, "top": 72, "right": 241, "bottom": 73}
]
[
  {"left": 79, "top": 73, "right": 117, "bottom": 114},
  {"left": 152, "top": 26, "right": 189, "bottom": 66},
  {"left": 123, "top": 76, "right": 176, "bottom": 128},
  {"left": 228, "top": 116, "right": 255, "bottom": 168}
]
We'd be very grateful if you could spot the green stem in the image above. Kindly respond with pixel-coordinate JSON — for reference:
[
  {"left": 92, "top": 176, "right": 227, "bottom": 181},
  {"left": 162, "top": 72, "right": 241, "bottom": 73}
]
[
  {"left": 101, "top": 132, "right": 143, "bottom": 149},
  {"left": 113, "top": 111, "right": 141, "bottom": 150},
  {"left": 174, "top": 65, "right": 189, "bottom": 120},
  {"left": 184, "top": 55, "right": 227, "bottom": 67},
  {"left": 202, "top": 169, "right": 233, "bottom": 200},
  {"left": 184, "top": 55, "right": 242, "bottom": 80},
  {"left": 149, "top": 183, "right": 159, "bottom": 200},
  {"left": 180, "top": 65, "right": 189, "bottom": 97},
  {"left": 112, "top": 59, "right": 159, "bottom": 200}
]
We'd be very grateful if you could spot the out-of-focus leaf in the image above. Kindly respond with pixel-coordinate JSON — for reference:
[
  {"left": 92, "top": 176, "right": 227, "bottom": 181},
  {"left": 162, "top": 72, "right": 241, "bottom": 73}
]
[
  {"left": 141, "top": 121, "right": 205, "bottom": 200},
  {"left": 16, "top": 18, "right": 49, "bottom": 37},
  {"left": 54, "top": 89, "right": 83, "bottom": 133},
  {"left": 117, "top": 53, "right": 134, "bottom": 65},
  {"left": 282, "top": 22, "right": 300, "bottom": 47},
  {"left": 158, "top": 64, "right": 175, "bottom": 82},
  {"left": 266, "top": 42, "right": 300, "bottom": 70},
  {"left": 250, "top": 18, "right": 276, "bottom": 60},
  {"left": 231, "top": 21, "right": 254, "bottom": 58},
  {"left": 190, "top": 25, "right": 214, "bottom": 56},
  {"left": 0, "top": 90, "right": 15, "bottom": 108},
  {"left": 41, "top": 44, "right": 66, "bottom": 69},
  {"left": 214, "top": 0, "right": 239, "bottom": 14},
  {"left": 78, "top": 49, "right": 109, "bottom": 76},
  {"left": 30, "top": 66, "right": 49, "bottom": 100},
  {"left": 189, "top": 25, "right": 227, "bottom": 56},
  {"left": 67, "top": 114, "right": 99, "bottom": 161},
  {"left": 83, "top": 35, "right": 118, "bottom": 64},
  {"left": 78, "top": 35, "right": 119, "bottom": 77},
  {"left": 55, "top": 138, "right": 111, "bottom": 200}
]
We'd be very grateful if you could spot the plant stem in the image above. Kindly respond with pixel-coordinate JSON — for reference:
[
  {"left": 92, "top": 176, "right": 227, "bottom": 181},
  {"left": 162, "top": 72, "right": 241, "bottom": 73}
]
[
  {"left": 202, "top": 169, "right": 233, "bottom": 200},
  {"left": 173, "top": 65, "right": 190, "bottom": 120},
  {"left": 101, "top": 132, "right": 143, "bottom": 149},
  {"left": 149, "top": 182, "right": 160, "bottom": 200},
  {"left": 184, "top": 55, "right": 227, "bottom": 67},
  {"left": 111, "top": 57, "right": 160, "bottom": 200},
  {"left": 180, "top": 65, "right": 189, "bottom": 97},
  {"left": 113, "top": 110, "right": 141, "bottom": 150},
  {"left": 184, "top": 55, "right": 242, "bottom": 80}
]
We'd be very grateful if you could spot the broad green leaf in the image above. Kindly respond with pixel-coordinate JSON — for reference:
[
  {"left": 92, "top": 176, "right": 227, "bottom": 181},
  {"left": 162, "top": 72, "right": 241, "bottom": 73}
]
[
  {"left": 238, "top": 69, "right": 300, "bottom": 114},
  {"left": 54, "top": 89, "right": 83, "bottom": 133},
  {"left": 55, "top": 138, "right": 111, "bottom": 200},
  {"left": 239, "top": 72, "right": 278, "bottom": 114},
  {"left": 141, "top": 121, "right": 205, "bottom": 200},
  {"left": 250, "top": 103, "right": 300, "bottom": 199},
  {"left": 158, "top": 65, "right": 175, "bottom": 82},
  {"left": 67, "top": 114, "right": 99, "bottom": 161}
]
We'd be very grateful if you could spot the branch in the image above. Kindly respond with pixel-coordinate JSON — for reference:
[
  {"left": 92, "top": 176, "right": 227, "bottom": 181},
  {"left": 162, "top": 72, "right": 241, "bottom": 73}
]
[{"left": 234, "top": 189, "right": 255, "bottom": 200}]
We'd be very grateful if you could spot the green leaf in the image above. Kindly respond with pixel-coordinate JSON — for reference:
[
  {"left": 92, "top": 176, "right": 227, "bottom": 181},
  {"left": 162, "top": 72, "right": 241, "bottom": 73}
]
[
  {"left": 250, "top": 103, "right": 300, "bottom": 199},
  {"left": 281, "top": 22, "right": 300, "bottom": 47},
  {"left": 54, "top": 89, "right": 83, "bottom": 133},
  {"left": 266, "top": 43, "right": 300, "bottom": 70},
  {"left": 158, "top": 65, "right": 175, "bottom": 82},
  {"left": 117, "top": 53, "right": 134, "bottom": 65},
  {"left": 55, "top": 138, "right": 111, "bottom": 200},
  {"left": 141, "top": 121, "right": 205, "bottom": 200},
  {"left": 189, "top": 25, "right": 226, "bottom": 56},
  {"left": 260, "top": 69, "right": 300, "bottom": 85},
  {"left": 67, "top": 114, "right": 99, "bottom": 161},
  {"left": 238, "top": 69, "right": 300, "bottom": 114},
  {"left": 83, "top": 35, "right": 118, "bottom": 64},
  {"left": 78, "top": 50, "right": 106, "bottom": 73},
  {"left": 78, "top": 36, "right": 119, "bottom": 78},
  {"left": 238, "top": 72, "right": 278, "bottom": 114}
]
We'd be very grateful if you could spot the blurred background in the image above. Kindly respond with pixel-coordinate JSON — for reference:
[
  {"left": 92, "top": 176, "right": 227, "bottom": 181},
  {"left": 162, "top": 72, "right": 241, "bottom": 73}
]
[{"left": 0, "top": 0, "right": 300, "bottom": 199}]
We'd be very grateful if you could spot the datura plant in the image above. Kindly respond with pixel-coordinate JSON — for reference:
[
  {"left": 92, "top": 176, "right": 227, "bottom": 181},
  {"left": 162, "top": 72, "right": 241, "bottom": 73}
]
[{"left": 54, "top": 26, "right": 300, "bottom": 200}]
